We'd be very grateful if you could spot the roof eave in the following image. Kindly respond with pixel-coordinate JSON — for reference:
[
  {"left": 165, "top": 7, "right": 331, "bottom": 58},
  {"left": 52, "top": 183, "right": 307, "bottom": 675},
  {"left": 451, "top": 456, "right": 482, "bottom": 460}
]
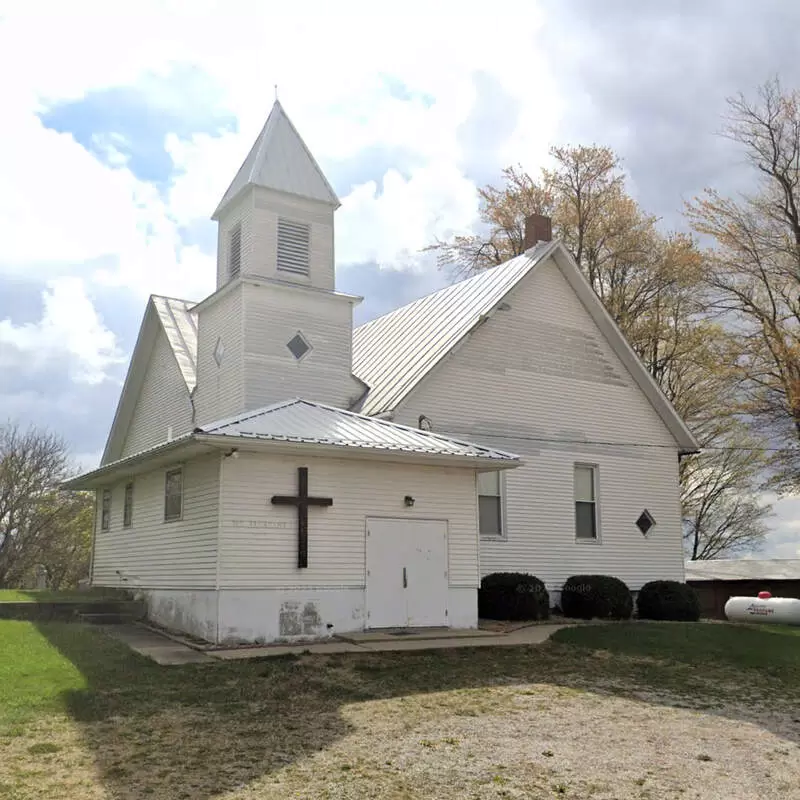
[
  {"left": 194, "top": 433, "right": 522, "bottom": 470},
  {"left": 64, "top": 427, "right": 521, "bottom": 491},
  {"left": 100, "top": 299, "right": 160, "bottom": 465},
  {"left": 63, "top": 435, "right": 206, "bottom": 490},
  {"left": 213, "top": 184, "right": 340, "bottom": 221}
]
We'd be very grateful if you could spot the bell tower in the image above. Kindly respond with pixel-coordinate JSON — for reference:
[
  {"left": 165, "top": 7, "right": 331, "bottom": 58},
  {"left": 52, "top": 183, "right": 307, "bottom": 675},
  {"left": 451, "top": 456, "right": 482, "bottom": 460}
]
[
  {"left": 192, "top": 100, "right": 365, "bottom": 425},
  {"left": 211, "top": 99, "right": 340, "bottom": 291}
]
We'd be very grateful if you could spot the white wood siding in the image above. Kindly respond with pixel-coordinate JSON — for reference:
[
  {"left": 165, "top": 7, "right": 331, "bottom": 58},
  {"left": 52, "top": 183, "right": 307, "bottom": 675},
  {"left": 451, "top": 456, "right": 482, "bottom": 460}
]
[
  {"left": 121, "top": 329, "right": 194, "bottom": 458},
  {"left": 216, "top": 192, "right": 253, "bottom": 289},
  {"left": 394, "top": 255, "right": 685, "bottom": 590},
  {"left": 218, "top": 452, "right": 479, "bottom": 589},
  {"left": 92, "top": 454, "right": 221, "bottom": 589},
  {"left": 241, "top": 281, "right": 364, "bottom": 409},
  {"left": 250, "top": 187, "right": 335, "bottom": 290},
  {"left": 194, "top": 285, "right": 244, "bottom": 426}
]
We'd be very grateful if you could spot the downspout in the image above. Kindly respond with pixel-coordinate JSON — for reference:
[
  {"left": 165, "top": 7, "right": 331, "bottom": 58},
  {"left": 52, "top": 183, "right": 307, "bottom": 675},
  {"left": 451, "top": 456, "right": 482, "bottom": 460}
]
[{"left": 89, "top": 490, "right": 99, "bottom": 587}]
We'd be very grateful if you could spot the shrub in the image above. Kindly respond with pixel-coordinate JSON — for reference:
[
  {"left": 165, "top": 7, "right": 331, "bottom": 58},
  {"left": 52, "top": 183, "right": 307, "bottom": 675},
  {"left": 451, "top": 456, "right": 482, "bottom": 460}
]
[
  {"left": 478, "top": 573, "right": 550, "bottom": 620},
  {"left": 637, "top": 580, "right": 700, "bottom": 621},
  {"left": 561, "top": 574, "right": 633, "bottom": 620}
]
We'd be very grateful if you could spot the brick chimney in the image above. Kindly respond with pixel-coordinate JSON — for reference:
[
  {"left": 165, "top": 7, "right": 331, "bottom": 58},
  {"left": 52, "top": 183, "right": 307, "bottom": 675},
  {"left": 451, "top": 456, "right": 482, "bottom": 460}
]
[{"left": 523, "top": 214, "right": 552, "bottom": 250}]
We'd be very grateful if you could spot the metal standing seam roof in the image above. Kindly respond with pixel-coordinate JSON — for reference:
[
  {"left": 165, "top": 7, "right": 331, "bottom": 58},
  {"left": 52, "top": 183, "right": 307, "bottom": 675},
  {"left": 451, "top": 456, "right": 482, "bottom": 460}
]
[
  {"left": 685, "top": 559, "right": 800, "bottom": 582},
  {"left": 212, "top": 99, "right": 339, "bottom": 218},
  {"left": 198, "top": 399, "right": 520, "bottom": 462},
  {"left": 352, "top": 240, "right": 557, "bottom": 416},
  {"left": 151, "top": 295, "right": 199, "bottom": 393}
]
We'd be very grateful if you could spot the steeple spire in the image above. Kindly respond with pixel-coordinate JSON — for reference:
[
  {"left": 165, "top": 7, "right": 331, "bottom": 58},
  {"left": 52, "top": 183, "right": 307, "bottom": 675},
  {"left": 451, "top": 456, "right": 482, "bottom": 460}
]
[{"left": 212, "top": 100, "right": 339, "bottom": 220}]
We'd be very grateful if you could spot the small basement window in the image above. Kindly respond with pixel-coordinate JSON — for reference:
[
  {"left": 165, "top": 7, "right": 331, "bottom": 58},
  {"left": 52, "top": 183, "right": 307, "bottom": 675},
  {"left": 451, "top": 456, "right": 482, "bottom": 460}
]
[
  {"left": 123, "top": 482, "right": 134, "bottom": 528},
  {"left": 574, "top": 465, "right": 598, "bottom": 540},
  {"left": 478, "top": 470, "right": 504, "bottom": 537},
  {"left": 277, "top": 218, "right": 310, "bottom": 276},
  {"left": 228, "top": 223, "right": 242, "bottom": 279},
  {"left": 101, "top": 489, "right": 111, "bottom": 531},
  {"left": 164, "top": 468, "right": 183, "bottom": 522}
]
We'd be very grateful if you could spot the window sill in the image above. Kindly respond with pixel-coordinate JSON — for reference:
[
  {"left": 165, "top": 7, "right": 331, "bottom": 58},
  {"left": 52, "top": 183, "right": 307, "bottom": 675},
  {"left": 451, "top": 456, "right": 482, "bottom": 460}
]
[
  {"left": 575, "top": 537, "right": 601, "bottom": 545},
  {"left": 480, "top": 534, "right": 507, "bottom": 542}
]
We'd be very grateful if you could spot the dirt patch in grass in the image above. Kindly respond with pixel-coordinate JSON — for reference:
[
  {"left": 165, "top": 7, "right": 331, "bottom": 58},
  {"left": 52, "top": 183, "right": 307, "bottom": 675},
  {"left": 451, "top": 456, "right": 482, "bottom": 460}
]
[
  {"left": 3, "top": 681, "right": 796, "bottom": 800},
  {"left": 264, "top": 684, "right": 800, "bottom": 800}
]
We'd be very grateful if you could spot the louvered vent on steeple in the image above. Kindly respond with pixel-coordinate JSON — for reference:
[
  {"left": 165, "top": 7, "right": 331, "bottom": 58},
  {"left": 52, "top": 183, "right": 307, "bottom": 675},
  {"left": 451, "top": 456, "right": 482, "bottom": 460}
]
[
  {"left": 228, "top": 223, "right": 242, "bottom": 279},
  {"left": 277, "top": 218, "right": 310, "bottom": 276}
]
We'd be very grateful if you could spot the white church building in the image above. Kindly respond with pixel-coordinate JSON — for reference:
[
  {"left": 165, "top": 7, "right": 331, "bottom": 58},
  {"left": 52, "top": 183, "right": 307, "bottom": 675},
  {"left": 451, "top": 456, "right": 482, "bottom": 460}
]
[{"left": 65, "top": 100, "right": 698, "bottom": 644}]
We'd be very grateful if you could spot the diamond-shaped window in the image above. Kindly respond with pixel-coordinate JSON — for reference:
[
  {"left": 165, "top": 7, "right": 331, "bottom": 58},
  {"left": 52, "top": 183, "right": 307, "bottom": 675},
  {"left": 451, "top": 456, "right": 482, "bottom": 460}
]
[
  {"left": 636, "top": 510, "right": 656, "bottom": 536},
  {"left": 213, "top": 337, "right": 225, "bottom": 367},
  {"left": 286, "top": 332, "right": 311, "bottom": 361}
]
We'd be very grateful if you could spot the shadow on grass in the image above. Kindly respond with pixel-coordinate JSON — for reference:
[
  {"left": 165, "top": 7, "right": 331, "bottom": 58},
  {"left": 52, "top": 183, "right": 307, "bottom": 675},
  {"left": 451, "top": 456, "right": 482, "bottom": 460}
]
[{"left": 33, "top": 621, "right": 800, "bottom": 799}]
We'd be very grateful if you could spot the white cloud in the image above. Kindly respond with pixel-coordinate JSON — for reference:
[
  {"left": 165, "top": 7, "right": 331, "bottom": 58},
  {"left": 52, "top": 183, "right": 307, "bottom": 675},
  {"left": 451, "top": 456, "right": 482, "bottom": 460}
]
[
  {"left": 759, "top": 494, "right": 800, "bottom": 559},
  {"left": 337, "top": 165, "right": 479, "bottom": 268},
  {"left": 0, "top": 277, "right": 123, "bottom": 384},
  {"left": 0, "top": 0, "right": 561, "bottom": 302}
]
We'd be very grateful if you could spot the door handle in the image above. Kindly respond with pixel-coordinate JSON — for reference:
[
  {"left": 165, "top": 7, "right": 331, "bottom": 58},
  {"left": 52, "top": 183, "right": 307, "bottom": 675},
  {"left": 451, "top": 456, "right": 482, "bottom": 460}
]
[{"left": 403, "top": 566, "right": 407, "bottom": 588}]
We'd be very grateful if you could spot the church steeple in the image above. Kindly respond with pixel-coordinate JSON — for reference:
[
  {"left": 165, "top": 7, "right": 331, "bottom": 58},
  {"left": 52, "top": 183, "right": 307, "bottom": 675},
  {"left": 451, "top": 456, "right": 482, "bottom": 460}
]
[
  {"left": 210, "top": 100, "right": 340, "bottom": 294},
  {"left": 194, "top": 98, "right": 364, "bottom": 427},
  {"left": 212, "top": 100, "right": 339, "bottom": 220}
]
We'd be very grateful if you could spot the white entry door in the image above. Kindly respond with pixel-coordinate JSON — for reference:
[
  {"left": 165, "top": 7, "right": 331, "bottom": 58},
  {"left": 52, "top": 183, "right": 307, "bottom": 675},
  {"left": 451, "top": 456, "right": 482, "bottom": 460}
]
[{"left": 365, "top": 518, "right": 448, "bottom": 629}]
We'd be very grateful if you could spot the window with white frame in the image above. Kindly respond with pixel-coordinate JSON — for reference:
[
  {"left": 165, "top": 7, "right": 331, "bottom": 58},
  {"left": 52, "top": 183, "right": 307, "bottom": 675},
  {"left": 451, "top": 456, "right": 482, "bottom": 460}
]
[
  {"left": 164, "top": 468, "right": 183, "bottom": 522},
  {"left": 123, "top": 482, "right": 134, "bottom": 528},
  {"left": 574, "top": 465, "right": 598, "bottom": 540},
  {"left": 101, "top": 489, "right": 111, "bottom": 531},
  {"left": 478, "top": 470, "right": 504, "bottom": 537},
  {"left": 228, "top": 223, "right": 242, "bottom": 279}
]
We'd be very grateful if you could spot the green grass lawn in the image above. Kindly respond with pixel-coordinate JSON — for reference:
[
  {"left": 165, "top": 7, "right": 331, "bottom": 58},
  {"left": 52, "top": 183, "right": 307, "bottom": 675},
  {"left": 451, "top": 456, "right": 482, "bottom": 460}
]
[
  {"left": 553, "top": 620, "right": 800, "bottom": 672},
  {"left": 1, "top": 619, "right": 798, "bottom": 800}
]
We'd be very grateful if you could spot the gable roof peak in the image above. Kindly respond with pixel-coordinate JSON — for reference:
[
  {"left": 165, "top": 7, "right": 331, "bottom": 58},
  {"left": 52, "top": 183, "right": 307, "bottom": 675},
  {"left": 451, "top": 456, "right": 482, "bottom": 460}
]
[
  {"left": 352, "top": 240, "right": 698, "bottom": 454},
  {"left": 212, "top": 99, "right": 339, "bottom": 219}
]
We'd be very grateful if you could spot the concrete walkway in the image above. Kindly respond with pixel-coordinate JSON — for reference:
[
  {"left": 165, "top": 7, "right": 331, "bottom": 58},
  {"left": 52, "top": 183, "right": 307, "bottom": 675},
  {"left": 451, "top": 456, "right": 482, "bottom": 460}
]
[
  {"left": 210, "top": 624, "right": 567, "bottom": 661},
  {"left": 101, "top": 623, "right": 217, "bottom": 665},
  {"left": 98, "top": 622, "right": 568, "bottom": 665}
]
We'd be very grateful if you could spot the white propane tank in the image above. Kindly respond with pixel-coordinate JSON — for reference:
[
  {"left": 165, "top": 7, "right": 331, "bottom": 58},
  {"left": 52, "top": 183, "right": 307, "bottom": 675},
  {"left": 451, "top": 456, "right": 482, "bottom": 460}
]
[{"left": 724, "top": 591, "right": 800, "bottom": 626}]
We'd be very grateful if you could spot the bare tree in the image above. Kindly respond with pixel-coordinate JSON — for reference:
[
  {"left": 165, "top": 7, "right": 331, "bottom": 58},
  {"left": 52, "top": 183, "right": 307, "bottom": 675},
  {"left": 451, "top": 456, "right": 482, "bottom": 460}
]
[
  {"left": 0, "top": 422, "right": 89, "bottom": 588},
  {"left": 687, "top": 77, "right": 800, "bottom": 489},
  {"left": 682, "top": 425, "right": 770, "bottom": 559},
  {"left": 427, "top": 164, "right": 554, "bottom": 275}
]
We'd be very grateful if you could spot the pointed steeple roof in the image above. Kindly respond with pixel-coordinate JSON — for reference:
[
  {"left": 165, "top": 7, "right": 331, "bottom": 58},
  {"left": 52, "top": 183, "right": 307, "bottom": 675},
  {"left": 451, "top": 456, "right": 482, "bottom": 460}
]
[{"left": 212, "top": 100, "right": 339, "bottom": 219}]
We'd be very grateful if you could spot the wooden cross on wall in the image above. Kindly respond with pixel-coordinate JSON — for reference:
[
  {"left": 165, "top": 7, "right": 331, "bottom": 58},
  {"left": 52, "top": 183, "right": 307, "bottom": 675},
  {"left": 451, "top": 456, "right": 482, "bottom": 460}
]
[{"left": 271, "top": 467, "right": 333, "bottom": 568}]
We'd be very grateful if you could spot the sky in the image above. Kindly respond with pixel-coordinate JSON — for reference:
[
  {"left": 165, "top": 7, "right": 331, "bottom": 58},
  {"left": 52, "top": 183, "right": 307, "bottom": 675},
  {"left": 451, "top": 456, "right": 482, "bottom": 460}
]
[{"left": 1, "top": 0, "right": 799, "bottom": 559}]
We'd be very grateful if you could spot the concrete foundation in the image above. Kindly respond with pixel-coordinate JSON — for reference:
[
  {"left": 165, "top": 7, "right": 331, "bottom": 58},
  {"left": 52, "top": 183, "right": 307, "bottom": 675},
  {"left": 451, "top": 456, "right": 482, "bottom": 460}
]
[
  {"left": 143, "top": 590, "right": 218, "bottom": 642},
  {"left": 142, "top": 586, "right": 478, "bottom": 645}
]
